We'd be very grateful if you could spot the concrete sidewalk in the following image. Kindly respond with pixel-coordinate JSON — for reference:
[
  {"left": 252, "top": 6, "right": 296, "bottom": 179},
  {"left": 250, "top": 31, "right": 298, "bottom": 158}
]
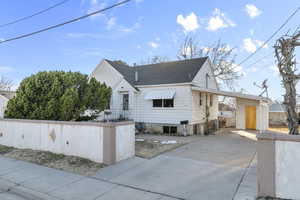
[
  {"left": 0, "top": 132, "right": 258, "bottom": 200},
  {"left": 94, "top": 133, "right": 257, "bottom": 200},
  {"left": 0, "top": 156, "right": 178, "bottom": 200}
]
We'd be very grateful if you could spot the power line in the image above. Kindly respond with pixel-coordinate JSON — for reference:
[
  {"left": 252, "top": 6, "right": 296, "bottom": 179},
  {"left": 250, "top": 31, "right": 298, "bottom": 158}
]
[
  {"left": 238, "top": 6, "right": 300, "bottom": 66},
  {"left": 0, "top": 0, "right": 131, "bottom": 44},
  {"left": 244, "top": 52, "right": 274, "bottom": 68},
  {"left": 0, "top": 0, "right": 71, "bottom": 28}
]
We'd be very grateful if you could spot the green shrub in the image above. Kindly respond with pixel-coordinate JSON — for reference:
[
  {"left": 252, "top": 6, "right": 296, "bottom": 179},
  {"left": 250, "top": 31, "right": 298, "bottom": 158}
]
[{"left": 5, "top": 71, "right": 111, "bottom": 121}]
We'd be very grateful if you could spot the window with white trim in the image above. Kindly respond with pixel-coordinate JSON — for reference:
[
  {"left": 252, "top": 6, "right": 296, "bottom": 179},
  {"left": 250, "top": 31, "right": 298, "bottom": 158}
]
[{"left": 153, "top": 99, "right": 174, "bottom": 108}]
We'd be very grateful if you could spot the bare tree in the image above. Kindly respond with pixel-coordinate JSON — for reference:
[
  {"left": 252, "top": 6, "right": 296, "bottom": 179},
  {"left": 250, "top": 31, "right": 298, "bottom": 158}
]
[
  {"left": 274, "top": 28, "right": 300, "bottom": 135},
  {"left": 178, "top": 36, "right": 241, "bottom": 90},
  {"left": 140, "top": 56, "right": 169, "bottom": 65},
  {"left": 0, "top": 76, "right": 13, "bottom": 91},
  {"left": 199, "top": 40, "right": 240, "bottom": 90},
  {"left": 177, "top": 36, "right": 198, "bottom": 60}
]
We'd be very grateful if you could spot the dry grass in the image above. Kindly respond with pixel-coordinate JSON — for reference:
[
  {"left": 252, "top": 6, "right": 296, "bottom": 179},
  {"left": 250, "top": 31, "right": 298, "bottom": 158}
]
[{"left": 0, "top": 145, "right": 103, "bottom": 176}]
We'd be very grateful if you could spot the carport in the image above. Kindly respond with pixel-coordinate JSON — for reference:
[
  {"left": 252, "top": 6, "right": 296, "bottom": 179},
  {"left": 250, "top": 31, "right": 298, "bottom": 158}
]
[{"left": 192, "top": 86, "right": 270, "bottom": 131}]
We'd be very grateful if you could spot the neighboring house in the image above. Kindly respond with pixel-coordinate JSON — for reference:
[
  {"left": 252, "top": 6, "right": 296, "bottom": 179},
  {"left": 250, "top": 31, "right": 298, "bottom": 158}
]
[
  {"left": 91, "top": 57, "right": 269, "bottom": 135},
  {"left": 219, "top": 102, "right": 236, "bottom": 128},
  {"left": 269, "top": 102, "right": 300, "bottom": 126},
  {"left": 0, "top": 90, "right": 16, "bottom": 118},
  {"left": 269, "top": 103, "right": 287, "bottom": 126}
]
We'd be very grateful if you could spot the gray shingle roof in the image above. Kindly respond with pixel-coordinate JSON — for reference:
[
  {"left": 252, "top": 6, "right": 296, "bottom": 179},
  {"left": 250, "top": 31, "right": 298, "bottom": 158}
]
[{"left": 106, "top": 57, "right": 208, "bottom": 86}]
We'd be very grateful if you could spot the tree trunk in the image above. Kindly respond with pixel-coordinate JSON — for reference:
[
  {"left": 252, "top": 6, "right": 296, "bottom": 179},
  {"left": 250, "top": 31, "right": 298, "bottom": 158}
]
[{"left": 283, "top": 79, "right": 299, "bottom": 135}]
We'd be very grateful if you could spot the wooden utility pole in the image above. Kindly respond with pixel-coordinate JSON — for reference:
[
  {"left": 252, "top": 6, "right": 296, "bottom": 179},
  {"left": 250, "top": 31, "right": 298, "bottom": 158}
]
[{"left": 274, "top": 29, "right": 300, "bottom": 135}]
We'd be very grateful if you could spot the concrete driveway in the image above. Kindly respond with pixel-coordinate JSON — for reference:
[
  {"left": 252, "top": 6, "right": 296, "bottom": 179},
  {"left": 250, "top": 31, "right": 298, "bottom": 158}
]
[
  {"left": 0, "top": 131, "right": 256, "bottom": 200},
  {"left": 94, "top": 132, "right": 257, "bottom": 200}
]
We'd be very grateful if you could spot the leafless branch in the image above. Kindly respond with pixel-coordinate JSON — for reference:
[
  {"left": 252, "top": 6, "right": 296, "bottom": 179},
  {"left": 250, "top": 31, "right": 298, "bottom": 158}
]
[
  {"left": 274, "top": 29, "right": 300, "bottom": 135},
  {"left": 0, "top": 76, "right": 13, "bottom": 91},
  {"left": 178, "top": 36, "right": 241, "bottom": 90}
]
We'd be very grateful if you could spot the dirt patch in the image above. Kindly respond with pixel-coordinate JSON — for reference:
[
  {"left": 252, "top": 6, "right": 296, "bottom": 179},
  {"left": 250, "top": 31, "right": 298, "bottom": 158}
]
[
  {"left": 0, "top": 145, "right": 103, "bottom": 176},
  {"left": 135, "top": 139, "right": 186, "bottom": 159}
]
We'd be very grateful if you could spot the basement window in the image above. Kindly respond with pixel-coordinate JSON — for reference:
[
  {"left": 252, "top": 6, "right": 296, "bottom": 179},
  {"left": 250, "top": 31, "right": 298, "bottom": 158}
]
[{"left": 163, "top": 126, "right": 177, "bottom": 134}]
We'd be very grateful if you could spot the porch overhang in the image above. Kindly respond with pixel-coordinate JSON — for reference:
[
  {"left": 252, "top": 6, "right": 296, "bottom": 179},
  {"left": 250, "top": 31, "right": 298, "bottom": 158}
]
[{"left": 191, "top": 86, "right": 269, "bottom": 102}]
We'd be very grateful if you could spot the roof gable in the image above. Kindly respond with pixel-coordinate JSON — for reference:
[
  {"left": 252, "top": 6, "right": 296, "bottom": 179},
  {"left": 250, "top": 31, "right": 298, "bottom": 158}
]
[{"left": 106, "top": 57, "right": 208, "bottom": 86}]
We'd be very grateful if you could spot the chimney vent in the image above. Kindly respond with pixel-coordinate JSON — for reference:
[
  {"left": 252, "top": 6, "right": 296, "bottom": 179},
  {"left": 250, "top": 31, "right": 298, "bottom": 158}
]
[{"left": 135, "top": 70, "right": 138, "bottom": 82}]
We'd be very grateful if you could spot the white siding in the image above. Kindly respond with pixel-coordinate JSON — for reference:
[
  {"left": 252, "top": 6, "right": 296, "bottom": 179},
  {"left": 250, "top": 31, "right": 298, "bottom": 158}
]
[
  {"left": 192, "top": 60, "right": 218, "bottom": 90},
  {"left": 110, "top": 79, "right": 137, "bottom": 120},
  {"left": 91, "top": 59, "right": 220, "bottom": 125},
  {"left": 236, "top": 98, "right": 269, "bottom": 131},
  {"left": 191, "top": 91, "right": 218, "bottom": 124},
  {"left": 134, "top": 85, "right": 192, "bottom": 124},
  {"left": 91, "top": 60, "right": 124, "bottom": 88},
  {"left": 0, "top": 95, "right": 8, "bottom": 118},
  {"left": 90, "top": 60, "right": 138, "bottom": 120}
]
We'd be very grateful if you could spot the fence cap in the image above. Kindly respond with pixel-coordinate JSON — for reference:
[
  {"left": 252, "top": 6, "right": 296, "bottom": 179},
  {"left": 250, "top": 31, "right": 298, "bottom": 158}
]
[
  {"left": 257, "top": 131, "right": 300, "bottom": 142},
  {"left": 0, "top": 118, "right": 134, "bottom": 128}
]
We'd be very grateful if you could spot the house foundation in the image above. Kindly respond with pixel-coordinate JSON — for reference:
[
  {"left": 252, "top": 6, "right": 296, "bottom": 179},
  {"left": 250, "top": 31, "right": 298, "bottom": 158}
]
[{"left": 137, "top": 120, "right": 218, "bottom": 136}]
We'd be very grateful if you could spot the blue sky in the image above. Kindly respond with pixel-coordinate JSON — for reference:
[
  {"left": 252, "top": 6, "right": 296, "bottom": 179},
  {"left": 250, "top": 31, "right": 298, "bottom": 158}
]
[{"left": 0, "top": 0, "right": 299, "bottom": 100}]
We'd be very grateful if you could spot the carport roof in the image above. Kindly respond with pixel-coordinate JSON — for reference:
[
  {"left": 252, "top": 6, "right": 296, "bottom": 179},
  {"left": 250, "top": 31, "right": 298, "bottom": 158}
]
[{"left": 191, "top": 86, "right": 269, "bottom": 102}]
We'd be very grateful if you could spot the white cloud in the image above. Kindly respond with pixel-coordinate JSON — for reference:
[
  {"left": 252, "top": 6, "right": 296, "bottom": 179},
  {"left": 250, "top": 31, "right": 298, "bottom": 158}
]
[
  {"left": 254, "top": 40, "right": 268, "bottom": 49},
  {"left": 148, "top": 41, "right": 159, "bottom": 49},
  {"left": 245, "top": 4, "right": 262, "bottom": 18},
  {"left": 270, "top": 65, "right": 279, "bottom": 75},
  {"left": 243, "top": 38, "right": 268, "bottom": 53},
  {"left": 66, "top": 33, "right": 100, "bottom": 38},
  {"left": 87, "top": 0, "right": 107, "bottom": 19},
  {"left": 177, "top": 12, "right": 199, "bottom": 32},
  {"left": 0, "top": 66, "right": 14, "bottom": 73},
  {"left": 248, "top": 66, "right": 258, "bottom": 72},
  {"left": 206, "top": 8, "right": 236, "bottom": 31},
  {"left": 118, "top": 22, "right": 140, "bottom": 33},
  {"left": 233, "top": 63, "right": 246, "bottom": 76},
  {"left": 106, "top": 17, "right": 116, "bottom": 30},
  {"left": 243, "top": 38, "right": 257, "bottom": 53}
]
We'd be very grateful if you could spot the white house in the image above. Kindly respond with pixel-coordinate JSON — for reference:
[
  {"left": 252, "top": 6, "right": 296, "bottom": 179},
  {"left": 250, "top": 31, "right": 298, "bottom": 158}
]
[
  {"left": 0, "top": 91, "right": 16, "bottom": 118},
  {"left": 90, "top": 57, "right": 269, "bottom": 135},
  {"left": 269, "top": 102, "right": 300, "bottom": 126}
]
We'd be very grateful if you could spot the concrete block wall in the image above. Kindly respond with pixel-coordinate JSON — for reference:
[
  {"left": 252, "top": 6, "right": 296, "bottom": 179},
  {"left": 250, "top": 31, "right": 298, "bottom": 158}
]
[
  {"left": 257, "top": 132, "right": 300, "bottom": 199},
  {"left": 0, "top": 119, "right": 135, "bottom": 165}
]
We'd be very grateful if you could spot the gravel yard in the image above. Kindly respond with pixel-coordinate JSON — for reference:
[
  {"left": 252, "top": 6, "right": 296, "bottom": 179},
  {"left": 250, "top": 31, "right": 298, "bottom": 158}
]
[{"left": 135, "top": 134, "right": 195, "bottom": 159}]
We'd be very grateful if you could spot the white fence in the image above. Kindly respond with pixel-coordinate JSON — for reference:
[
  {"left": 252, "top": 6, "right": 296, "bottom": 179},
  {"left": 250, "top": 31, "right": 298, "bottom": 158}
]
[
  {"left": 257, "top": 132, "right": 300, "bottom": 199},
  {"left": 0, "top": 119, "right": 135, "bottom": 164}
]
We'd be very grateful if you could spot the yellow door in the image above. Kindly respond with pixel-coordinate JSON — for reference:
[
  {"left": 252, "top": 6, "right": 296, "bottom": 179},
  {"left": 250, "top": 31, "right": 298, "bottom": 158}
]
[{"left": 245, "top": 106, "right": 256, "bottom": 130}]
